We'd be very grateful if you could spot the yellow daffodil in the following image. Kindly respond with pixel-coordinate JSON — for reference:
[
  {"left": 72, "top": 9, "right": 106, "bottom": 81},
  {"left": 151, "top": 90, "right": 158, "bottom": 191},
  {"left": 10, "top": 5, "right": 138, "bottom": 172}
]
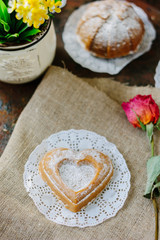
[
  {"left": 8, "top": 0, "right": 16, "bottom": 13},
  {"left": 45, "top": 0, "right": 62, "bottom": 13},
  {"left": 53, "top": 1, "right": 62, "bottom": 13},
  {"left": 8, "top": 0, "right": 62, "bottom": 28}
]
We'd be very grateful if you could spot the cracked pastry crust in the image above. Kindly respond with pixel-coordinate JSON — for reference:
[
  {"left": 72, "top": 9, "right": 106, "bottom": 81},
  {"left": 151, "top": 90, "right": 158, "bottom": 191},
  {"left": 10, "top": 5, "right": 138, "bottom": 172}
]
[
  {"left": 39, "top": 148, "right": 114, "bottom": 212},
  {"left": 76, "top": 0, "right": 145, "bottom": 59}
]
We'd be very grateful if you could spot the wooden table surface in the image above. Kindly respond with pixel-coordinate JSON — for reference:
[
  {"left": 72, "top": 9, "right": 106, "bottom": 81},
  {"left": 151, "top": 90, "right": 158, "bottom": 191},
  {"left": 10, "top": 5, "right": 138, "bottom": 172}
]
[{"left": 0, "top": 0, "right": 160, "bottom": 156}]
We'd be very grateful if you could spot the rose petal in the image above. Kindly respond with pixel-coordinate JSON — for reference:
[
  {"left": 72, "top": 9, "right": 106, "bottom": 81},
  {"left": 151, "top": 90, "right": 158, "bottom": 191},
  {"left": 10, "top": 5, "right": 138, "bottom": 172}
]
[{"left": 122, "top": 95, "right": 160, "bottom": 128}]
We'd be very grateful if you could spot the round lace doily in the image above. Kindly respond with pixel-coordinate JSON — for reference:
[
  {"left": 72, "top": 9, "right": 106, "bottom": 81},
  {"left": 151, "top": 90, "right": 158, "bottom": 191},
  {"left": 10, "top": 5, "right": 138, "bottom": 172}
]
[
  {"left": 24, "top": 129, "right": 130, "bottom": 227},
  {"left": 62, "top": 3, "right": 156, "bottom": 75},
  {"left": 154, "top": 61, "right": 160, "bottom": 88}
]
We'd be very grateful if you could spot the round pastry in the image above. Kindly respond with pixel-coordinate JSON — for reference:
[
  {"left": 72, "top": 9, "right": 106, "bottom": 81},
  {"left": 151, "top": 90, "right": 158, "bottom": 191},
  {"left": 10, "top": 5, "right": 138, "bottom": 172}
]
[{"left": 76, "top": 0, "right": 145, "bottom": 59}]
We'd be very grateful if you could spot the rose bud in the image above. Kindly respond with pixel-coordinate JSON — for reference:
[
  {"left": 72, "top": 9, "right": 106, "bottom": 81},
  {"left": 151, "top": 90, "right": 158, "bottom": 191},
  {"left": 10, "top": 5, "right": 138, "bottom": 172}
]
[{"left": 122, "top": 95, "right": 159, "bottom": 128}]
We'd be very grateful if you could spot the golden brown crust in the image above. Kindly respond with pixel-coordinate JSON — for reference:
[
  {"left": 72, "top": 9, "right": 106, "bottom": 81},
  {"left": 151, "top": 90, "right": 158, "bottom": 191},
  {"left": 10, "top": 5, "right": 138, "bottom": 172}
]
[
  {"left": 39, "top": 148, "right": 113, "bottom": 212},
  {"left": 76, "top": 0, "right": 145, "bottom": 59}
]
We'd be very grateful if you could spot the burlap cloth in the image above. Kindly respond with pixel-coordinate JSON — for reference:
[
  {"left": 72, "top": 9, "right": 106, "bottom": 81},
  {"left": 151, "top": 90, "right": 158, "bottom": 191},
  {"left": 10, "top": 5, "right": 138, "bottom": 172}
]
[{"left": 0, "top": 66, "right": 160, "bottom": 240}]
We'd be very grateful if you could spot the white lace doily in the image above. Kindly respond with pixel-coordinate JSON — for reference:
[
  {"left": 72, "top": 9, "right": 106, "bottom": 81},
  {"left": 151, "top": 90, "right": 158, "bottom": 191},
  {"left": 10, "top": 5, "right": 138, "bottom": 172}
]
[
  {"left": 24, "top": 129, "right": 130, "bottom": 227},
  {"left": 154, "top": 61, "right": 160, "bottom": 88},
  {"left": 62, "top": 3, "right": 156, "bottom": 75}
]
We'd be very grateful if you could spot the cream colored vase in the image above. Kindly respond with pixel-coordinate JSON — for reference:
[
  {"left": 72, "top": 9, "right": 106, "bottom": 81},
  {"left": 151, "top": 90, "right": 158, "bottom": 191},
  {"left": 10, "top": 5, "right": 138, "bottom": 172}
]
[{"left": 0, "top": 20, "right": 56, "bottom": 84}]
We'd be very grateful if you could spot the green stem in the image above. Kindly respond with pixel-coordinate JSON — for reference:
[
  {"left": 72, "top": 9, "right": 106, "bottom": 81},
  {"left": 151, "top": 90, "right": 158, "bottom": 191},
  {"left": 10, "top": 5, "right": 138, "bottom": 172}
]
[
  {"left": 151, "top": 136, "right": 154, "bottom": 157},
  {"left": 150, "top": 135, "right": 159, "bottom": 240},
  {"left": 152, "top": 198, "right": 159, "bottom": 240}
]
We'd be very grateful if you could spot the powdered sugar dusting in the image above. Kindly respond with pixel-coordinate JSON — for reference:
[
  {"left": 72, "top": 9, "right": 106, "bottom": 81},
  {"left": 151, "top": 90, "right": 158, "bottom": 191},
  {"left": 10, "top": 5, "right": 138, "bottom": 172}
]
[
  {"left": 59, "top": 160, "right": 95, "bottom": 191},
  {"left": 94, "top": 17, "right": 130, "bottom": 50},
  {"left": 48, "top": 149, "right": 105, "bottom": 171},
  {"left": 63, "top": 2, "right": 156, "bottom": 74},
  {"left": 96, "top": 15, "right": 141, "bottom": 45},
  {"left": 77, "top": 0, "right": 144, "bottom": 58},
  {"left": 24, "top": 129, "right": 131, "bottom": 227},
  {"left": 46, "top": 149, "right": 111, "bottom": 195}
]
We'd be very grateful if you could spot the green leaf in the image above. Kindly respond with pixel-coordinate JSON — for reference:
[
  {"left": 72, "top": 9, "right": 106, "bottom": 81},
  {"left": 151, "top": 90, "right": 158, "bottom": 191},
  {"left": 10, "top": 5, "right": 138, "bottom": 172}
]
[
  {"left": 49, "top": 13, "right": 54, "bottom": 19},
  {"left": 156, "top": 117, "right": 160, "bottom": 125},
  {"left": 18, "top": 25, "right": 29, "bottom": 34},
  {"left": 7, "top": 33, "right": 19, "bottom": 39},
  {"left": 20, "top": 28, "right": 40, "bottom": 40},
  {"left": 0, "top": 0, "right": 11, "bottom": 25},
  {"left": 23, "top": 38, "right": 32, "bottom": 42},
  {"left": 0, "top": 18, "right": 10, "bottom": 32},
  {"left": 9, "top": 12, "right": 17, "bottom": 30},
  {"left": 146, "top": 122, "right": 154, "bottom": 142},
  {"left": 3, "top": 0, "right": 9, "bottom": 6},
  {"left": 156, "top": 117, "right": 160, "bottom": 130},
  {"left": 0, "top": 22, "right": 5, "bottom": 34},
  {"left": 15, "top": 19, "right": 26, "bottom": 31},
  {"left": 157, "top": 126, "right": 160, "bottom": 131},
  {"left": 144, "top": 155, "right": 160, "bottom": 198},
  {"left": 0, "top": 39, "right": 6, "bottom": 43}
]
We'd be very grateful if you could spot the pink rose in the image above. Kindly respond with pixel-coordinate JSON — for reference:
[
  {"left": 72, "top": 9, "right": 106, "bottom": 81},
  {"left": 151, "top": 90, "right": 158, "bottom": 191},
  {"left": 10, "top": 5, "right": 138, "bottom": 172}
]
[{"left": 122, "top": 95, "right": 159, "bottom": 128}]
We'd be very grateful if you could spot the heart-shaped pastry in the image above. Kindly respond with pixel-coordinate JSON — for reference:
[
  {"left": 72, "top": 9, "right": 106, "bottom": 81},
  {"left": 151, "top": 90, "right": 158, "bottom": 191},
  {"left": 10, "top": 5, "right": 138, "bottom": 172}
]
[{"left": 39, "top": 148, "right": 113, "bottom": 212}]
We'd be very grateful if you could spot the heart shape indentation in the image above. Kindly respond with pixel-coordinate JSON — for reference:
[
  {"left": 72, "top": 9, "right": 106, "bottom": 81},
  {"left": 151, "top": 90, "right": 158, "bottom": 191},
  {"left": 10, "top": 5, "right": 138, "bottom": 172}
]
[
  {"left": 39, "top": 148, "right": 113, "bottom": 212},
  {"left": 59, "top": 160, "right": 96, "bottom": 191}
]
